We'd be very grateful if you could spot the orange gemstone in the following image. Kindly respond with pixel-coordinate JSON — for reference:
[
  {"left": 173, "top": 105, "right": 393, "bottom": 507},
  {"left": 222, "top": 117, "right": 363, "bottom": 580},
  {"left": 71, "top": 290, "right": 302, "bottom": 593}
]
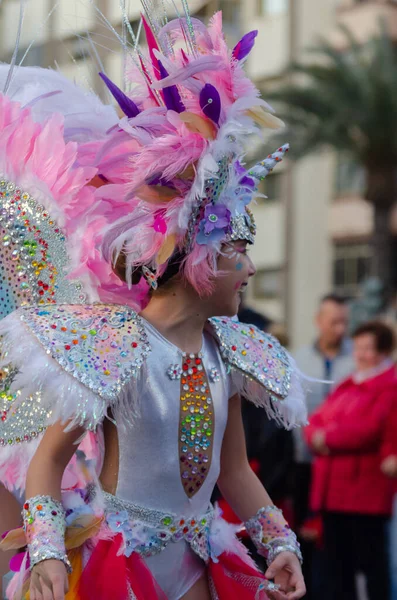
[{"left": 36, "top": 504, "right": 43, "bottom": 510}]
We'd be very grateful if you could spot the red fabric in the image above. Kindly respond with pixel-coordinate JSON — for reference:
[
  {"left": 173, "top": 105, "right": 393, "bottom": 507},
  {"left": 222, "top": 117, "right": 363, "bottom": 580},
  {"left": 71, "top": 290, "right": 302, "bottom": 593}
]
[
  {"left": 79, "top": 536, "right": 270, "bottom": 599},
  {"left": 79, "top": 536, "right": 166, "bottom": 600},
  {"left": 305, "top": 365, "right": 397, "bottom": 515},
  {"left": 209, "top": 551, "right": 269, "bottom": 599}
]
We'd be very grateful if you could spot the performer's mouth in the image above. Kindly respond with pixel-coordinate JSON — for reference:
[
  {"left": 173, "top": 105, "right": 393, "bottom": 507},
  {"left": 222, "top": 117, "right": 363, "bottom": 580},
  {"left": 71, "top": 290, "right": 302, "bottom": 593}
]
[{"left": 238, "top": 282, "right": 248, "bottom": 293}]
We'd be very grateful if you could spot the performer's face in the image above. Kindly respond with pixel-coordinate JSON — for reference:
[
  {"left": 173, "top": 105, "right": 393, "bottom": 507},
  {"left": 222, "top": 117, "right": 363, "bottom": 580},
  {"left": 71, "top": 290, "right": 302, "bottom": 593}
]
[{"left": 210, "top": 241, "right": 256, "bottom": 316}]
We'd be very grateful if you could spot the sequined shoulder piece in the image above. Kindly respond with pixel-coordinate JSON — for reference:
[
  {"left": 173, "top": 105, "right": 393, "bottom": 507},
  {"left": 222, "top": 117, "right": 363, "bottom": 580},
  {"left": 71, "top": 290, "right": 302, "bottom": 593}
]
[
  {"left": 19, "top": 304, "right": 150, "bottom": 401},
  {"left": 207, "top": 317, "right": 291, "bottom": 400}
]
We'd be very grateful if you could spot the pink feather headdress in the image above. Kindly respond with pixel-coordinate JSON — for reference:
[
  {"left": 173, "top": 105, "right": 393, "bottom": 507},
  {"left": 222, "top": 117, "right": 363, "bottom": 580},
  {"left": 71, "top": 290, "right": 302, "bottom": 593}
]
[{"left": 93, "top": 5, "right": 288, "bottom": 297}]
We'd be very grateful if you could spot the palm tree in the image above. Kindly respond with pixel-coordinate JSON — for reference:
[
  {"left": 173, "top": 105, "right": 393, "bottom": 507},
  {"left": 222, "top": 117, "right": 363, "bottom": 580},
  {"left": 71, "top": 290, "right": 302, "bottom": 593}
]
[{"left": 267, "top": 26, "right": 397, "bottom": 302}]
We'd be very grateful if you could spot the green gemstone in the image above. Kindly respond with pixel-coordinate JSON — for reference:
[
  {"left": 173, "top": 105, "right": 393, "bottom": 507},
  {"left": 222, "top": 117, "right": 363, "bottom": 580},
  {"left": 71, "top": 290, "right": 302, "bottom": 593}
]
[
  {"left": 162, "top": 516, "right": 172, "bottom": 526},
  {"left": 195, "top": 416, "right": 200, "bottom": 422},
  {"left": 89, "top": 329, "right": 97, "bottom": 335},
  {"left": 201, "top": 518, "right": 207, "bottom": 525},
  {"left": 206, "top": 430, "right": 212, "bottom": 437}
]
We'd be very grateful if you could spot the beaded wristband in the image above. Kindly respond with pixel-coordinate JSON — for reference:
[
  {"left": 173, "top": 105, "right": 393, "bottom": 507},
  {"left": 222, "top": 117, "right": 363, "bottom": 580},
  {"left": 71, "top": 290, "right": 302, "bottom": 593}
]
[
  {"left": 23, "top": 495, "right": 72, "bottom": 572},
  {"left": 244, "top": 506, "right": 302, "bottom": 567}
]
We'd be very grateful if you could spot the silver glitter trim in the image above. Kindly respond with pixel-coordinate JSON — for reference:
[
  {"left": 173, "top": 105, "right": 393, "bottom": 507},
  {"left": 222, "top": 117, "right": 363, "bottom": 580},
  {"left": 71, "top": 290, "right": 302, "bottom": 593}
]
[
  {"left": 128, "top": 584, "right": 138, "bottom": 600},
  {"left": 23, "top": 494, "right": 71, "bottom": 572},
  {"left": 227, "top": 210, "right": 256, "bottom": 245},
  {"left": 0, "top": 177, "right": 86, "bottom": 314},
  {"left": 266, "top": 540, "right": 303, "bottom": 567},
  {"left": 19, "top": 304, "right": 151, "bottom": 402},
  {"left": 104, "top": 492, "right": 213, "bottom": 561},
  {"left": 208, "top": 318, "right": 292, "bottom": 398},
  {"left": 209, "top": 575, "right": 220, "bottom": 600}
]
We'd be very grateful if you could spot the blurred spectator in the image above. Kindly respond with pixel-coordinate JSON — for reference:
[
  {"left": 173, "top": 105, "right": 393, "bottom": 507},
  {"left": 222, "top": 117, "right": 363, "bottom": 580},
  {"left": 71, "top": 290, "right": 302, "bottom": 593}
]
[
  {"left": 269, "top": 322, "right": 289, "bottom": 348},
  {"left": 293, "top": 293, "right": 354, "bottom": 599},
  {"left": 306, "top": 321, "right": 397, "bottom": 600},
  {"left": 238, "top": 303, "right": 272, "bottom": 331}
]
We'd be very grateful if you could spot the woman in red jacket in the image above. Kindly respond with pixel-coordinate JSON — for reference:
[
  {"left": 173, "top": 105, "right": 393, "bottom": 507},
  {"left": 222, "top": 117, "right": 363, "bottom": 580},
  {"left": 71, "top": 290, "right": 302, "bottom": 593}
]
[{"left": 305, "top": 321, "right": 397, "bottom": 600}]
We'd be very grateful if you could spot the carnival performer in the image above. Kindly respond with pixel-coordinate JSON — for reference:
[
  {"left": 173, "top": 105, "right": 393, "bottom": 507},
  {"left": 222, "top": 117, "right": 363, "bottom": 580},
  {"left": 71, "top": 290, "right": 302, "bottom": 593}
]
[
  {"left": 0, "top": 4, "right": 308, "bottom": 599},
  {"left": 0, "top": 63, "right": 118, "bottom": 594}
]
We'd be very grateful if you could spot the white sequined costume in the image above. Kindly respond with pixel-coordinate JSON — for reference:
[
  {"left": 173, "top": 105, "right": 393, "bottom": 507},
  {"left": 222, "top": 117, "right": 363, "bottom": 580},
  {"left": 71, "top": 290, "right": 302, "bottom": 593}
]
[{"left": 0, "top": 304, "right": 307, "bottom": 599}]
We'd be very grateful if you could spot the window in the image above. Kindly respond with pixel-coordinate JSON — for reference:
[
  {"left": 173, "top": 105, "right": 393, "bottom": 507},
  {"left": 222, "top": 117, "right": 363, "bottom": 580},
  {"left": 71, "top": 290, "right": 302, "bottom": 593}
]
[
  {"left": 335, "top": 155, "right": 365, "bottom": 195},
  {"left": 258, "top": 0, "right": 289, "bottom": 16},
  {"left": 333, "top": 243, "right": 372, "bottom": 297},
  {"left": 253, "top": 268, "right": 283, "bottom": 299}
]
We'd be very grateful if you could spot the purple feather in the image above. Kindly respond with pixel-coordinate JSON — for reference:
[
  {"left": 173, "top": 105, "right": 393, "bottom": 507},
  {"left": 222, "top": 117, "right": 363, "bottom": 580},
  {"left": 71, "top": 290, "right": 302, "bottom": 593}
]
[
  {"left": 199, "top": 84, "right": 221, "bottom": 125},
  {"left": 99, "top": 72, "right": 140, "bottom": 118},
  {"left": 232, "top": 30, "right": 258, "bottom": 61},
  {"left": 158, "top": 62, "right": 185, "bottom": 114}
]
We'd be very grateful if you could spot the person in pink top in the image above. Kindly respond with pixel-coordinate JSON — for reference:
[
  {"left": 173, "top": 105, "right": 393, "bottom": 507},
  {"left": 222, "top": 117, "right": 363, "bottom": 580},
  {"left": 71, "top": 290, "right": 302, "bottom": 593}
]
[{"left": 305, "top": 321, "right": 397, "bottom": 600}]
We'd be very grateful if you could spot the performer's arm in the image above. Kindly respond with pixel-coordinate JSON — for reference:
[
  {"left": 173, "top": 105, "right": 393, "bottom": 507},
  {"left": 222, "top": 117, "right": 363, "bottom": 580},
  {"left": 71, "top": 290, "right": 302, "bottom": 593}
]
[
  {"left": 25, "top": 421, "right": 86, "bottom": 600},
  {"left": 26, "top": 421, "right": 85, "bottom": 500},
  {"left": 217, "top": 395, "right": 305, "bottom": 600}
]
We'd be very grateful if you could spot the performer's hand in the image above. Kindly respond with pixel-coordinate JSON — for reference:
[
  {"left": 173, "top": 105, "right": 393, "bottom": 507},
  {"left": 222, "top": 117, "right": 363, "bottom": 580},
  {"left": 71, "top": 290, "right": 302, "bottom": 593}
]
[
  {"left": 30, "top": 559, "right": 69, "bottom": 600},
  {"left": 265, "top": 552, "right": 306, "bottom": 600},
  {"left": 311, "top": 430, "right": 329, "bottom": 455},
  {"left": 381, "top": 455, "right": 397, "bottom": 478}
]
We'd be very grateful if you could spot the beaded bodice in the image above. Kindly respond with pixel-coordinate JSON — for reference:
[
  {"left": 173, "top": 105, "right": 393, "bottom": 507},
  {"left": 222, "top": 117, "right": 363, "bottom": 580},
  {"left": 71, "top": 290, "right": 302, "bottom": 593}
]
[{"left": 115, "top": 319, "right": 232, "bottom": 517}]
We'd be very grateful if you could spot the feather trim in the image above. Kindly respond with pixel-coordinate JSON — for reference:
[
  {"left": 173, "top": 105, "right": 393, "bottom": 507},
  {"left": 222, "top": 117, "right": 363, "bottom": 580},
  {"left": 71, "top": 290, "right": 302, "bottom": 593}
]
[
  {"left": 0, "top": 309, "right": 147, "bottom": 433},
  {"left": 230, "top": 355, "right": 308, "bottom": 430}
]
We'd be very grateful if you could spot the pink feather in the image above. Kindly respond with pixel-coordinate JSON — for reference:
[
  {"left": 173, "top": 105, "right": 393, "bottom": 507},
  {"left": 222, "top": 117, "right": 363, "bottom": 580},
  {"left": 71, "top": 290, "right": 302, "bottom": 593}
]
[{"left": 142, "top": 15, "right": 161, "bottom": 80}]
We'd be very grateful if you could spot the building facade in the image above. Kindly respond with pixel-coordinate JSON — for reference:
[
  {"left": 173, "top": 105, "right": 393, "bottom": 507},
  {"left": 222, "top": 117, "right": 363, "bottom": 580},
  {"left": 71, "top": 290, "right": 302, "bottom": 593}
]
[
  {"left": 241, "top": 0, "right": 397, "bottom": 347},
  {"left": 0, "top": 0, "right": 396, "bottom": 346}
]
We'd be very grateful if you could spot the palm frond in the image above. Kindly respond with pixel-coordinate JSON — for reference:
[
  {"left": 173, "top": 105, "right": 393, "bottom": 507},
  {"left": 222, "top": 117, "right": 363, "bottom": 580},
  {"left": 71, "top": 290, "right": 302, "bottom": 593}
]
[{"left": 266, "top": 22, "right": 397, "bottom": 167}]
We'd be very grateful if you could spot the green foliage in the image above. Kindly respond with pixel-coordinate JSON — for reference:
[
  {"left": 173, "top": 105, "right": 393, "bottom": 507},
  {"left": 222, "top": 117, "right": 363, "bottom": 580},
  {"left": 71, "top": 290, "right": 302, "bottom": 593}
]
[{"left": 268, "top": 23, "right": 397, "bottom": 169}]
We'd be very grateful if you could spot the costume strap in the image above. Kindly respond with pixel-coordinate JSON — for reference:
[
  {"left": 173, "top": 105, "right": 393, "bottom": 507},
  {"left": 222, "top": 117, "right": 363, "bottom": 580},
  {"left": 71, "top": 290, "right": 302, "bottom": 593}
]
[
  {"left": 23, "top": 495, "right": 72, "bottom": 572},
  {"left": 244, "top": 506, "right": 302, "bottom": 567}
]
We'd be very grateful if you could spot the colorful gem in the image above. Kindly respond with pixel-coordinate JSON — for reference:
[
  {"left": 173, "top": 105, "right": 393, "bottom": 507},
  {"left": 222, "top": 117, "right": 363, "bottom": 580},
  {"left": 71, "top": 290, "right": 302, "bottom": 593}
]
[
  {"left": 167, "top": 364, "right": 182, "bottom": 380},
  {"left": 178, "top": 353, "right": 214, "bottom": 499}
]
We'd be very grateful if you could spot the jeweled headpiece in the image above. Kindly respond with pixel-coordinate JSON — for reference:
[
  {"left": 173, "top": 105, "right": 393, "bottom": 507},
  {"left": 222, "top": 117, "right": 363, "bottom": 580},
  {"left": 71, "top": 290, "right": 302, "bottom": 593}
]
[{"left": 95, "top": 2, "right": 288, "bottom": 294}]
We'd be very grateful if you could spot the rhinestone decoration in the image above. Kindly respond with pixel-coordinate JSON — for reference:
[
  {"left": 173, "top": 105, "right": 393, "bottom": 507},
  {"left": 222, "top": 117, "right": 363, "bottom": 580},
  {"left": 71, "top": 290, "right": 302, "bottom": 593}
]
[
  {"left": 227, "top": 209, "right": 256, "bottom": 244},
  {"left": 0, "top": 360, "right": 48, "bottom": 446},
  {"left": 208, "top": 317, "right": 291, "bottom": 399},
  {"left": 178, "top": 353, "right": 214, "bottom": 498},
  {"left": 209, "top": 367, "right": 220, "bottom": 383},
  {"left": 186, "top": 156, "right": 232, "bottom": 251},
  {"left": 0, "top": 177, "right": 85, "bottom": 319},
  {"left": 23, "top": 494, "right": 71, "bottom": 572},
  {"left": 19, "top": 304, "right": 151, "bottom": 401},
  {"left": 104, "top": 492, "right": 213, "bottom": 562},
  {"left": 167, "top": 364, "right": 182, "bottom": 380},
  {"left": 245, "top": 505, "right": 302, "bottom": 566}
]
